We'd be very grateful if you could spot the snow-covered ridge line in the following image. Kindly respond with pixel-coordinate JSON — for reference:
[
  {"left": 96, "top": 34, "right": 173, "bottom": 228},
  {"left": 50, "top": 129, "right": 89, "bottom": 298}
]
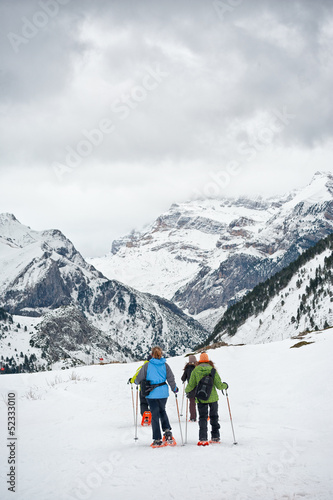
[
  {"left": 0, "top": 215, "right": 208, "bottom": 372},
  {"left": 212, "top": 234, "right": 333, "bottom": 345},
  {"left": 89, "top": 171, "right": 333, "bottom": 328}
]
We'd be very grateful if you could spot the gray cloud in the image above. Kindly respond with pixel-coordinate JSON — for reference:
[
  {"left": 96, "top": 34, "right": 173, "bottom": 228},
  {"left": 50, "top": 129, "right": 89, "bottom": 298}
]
[{"left": 0, "top": 0, "right": 332, "bottom": 255}]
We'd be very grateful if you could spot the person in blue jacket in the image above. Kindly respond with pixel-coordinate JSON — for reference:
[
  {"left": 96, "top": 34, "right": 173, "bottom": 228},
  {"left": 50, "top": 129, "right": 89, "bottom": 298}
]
[{"left": 135, "top": 346, "right": 178, "bottom": 447}]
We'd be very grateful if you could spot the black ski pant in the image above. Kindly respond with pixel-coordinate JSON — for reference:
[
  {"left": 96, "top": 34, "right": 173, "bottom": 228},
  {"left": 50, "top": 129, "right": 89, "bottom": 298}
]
[
  {"left": 139, "top": 389, "right": 149, "bottom": 416},
  {"left": 198, "top": 401, "right": 220, "bottom": 441},
  {"left": 148, "top": 398, "right": 171, "bottom": 441}
]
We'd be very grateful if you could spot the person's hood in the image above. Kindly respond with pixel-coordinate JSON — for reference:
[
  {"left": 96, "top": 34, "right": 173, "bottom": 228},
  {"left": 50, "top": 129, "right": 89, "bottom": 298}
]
[
  {"left": 149, "top": 357, "right": 166, "bottom": 366},
  {"left": 196, "top": 363, "right": 213, "bottom": 375}
]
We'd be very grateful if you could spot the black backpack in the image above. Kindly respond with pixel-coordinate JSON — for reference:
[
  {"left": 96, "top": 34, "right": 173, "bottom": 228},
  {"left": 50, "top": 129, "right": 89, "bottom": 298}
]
[
  {"left": 141, "top": 379, "right": 167, "bottom": 397},
  {"left": 195, "top": 368, "right": 216, "bottom": 401}
]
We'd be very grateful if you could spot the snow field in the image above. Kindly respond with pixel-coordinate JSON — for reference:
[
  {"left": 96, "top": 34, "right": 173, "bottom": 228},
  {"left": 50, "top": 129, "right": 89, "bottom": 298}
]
[{"left": 0, "top": 329, "right": 332, "bottom": 500}]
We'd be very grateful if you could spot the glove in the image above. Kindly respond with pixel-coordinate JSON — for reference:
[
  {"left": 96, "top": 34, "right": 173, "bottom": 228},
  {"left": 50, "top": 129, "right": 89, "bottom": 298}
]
[
  {"left": 127, "top": 378, "right": 132, "bottom": 384},
  {"left": 174, "top": 387, "right": 179, "bottom": 393},
  {"left": 221, "top": 382, "right": 228, "bottom": 394}
]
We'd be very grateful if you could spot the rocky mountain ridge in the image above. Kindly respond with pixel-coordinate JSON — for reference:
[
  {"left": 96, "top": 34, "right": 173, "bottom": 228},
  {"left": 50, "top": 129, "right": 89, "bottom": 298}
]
[
  {"left": 204, "top": 232, "right": 333, "bottom": 346},
  {"left": 90, "top": 171, "right": 333, "bottom": 328},
  {"left": 0, "top": 214, "right": 208, "bottom": 371}
]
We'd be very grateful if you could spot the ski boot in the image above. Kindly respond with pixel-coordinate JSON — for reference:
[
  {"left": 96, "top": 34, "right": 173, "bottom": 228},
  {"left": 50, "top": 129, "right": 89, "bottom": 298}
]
[
  {"left": 162, "top": 429, "right": 177, "bottom": 446},
  {"left": 150, "top": 439, "right": 165, "bottom": 448}
]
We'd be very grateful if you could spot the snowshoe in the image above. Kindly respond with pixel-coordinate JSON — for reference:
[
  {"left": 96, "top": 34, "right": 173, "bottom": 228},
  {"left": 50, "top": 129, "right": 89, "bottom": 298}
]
[
  {"left": 141, "top": 411, "right": 152, "bottom": 426},
  {"left": 162, "top": 436, "right": 177, "bottom": 446},
  {"left": 209, "top": 438, "right": 220, "bottom": 444},
  {"left": 197, "top": 440, "right": 209, "bottom": 446},
  {"left": 150, "top": 439, "right": 166, "bottom": 448},
  {"left": 163, "top": 430, "right": 177, "bottom": 446}
]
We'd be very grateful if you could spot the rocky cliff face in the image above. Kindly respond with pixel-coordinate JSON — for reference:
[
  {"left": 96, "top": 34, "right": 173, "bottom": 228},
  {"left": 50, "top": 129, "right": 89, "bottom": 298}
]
[
  {"left": 0, "top": 214, "right": 208, "bottom": 367},
  {"left": 174, "top": 198, "right": 333, "bottom": 316},
  {"left": 30, "top": 306, "right": 128, "bottom": 365},
  {"left": 90, "top": 171, "right": 333, "bottom": 328}
]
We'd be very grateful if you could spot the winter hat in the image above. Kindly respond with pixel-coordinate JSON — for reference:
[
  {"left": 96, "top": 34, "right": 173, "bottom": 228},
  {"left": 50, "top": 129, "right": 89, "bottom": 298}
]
[
  {"left": 188, "top": 355, "right": 197, "bottom": 363},
  {"left": 199, "top": 352, "right": 209, "bottom": 363}
]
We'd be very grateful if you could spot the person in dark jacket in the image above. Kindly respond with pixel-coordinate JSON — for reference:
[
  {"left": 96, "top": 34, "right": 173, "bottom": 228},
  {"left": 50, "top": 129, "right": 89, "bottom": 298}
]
[
  {"left": 181, "top": 355, "right": 197, "bottom": 421},
  {"left": 135, "top": 346, "right": 178, "bottom": 447},
  {"left": 185, "top": 352, "right": 228, "bottom": 446}
]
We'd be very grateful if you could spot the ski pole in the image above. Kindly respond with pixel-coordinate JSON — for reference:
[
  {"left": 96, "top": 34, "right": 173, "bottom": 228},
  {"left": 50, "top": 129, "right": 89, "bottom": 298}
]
[
  {"left": 130, "top": 384, "right": 136, "bottom": 427},
  {"left": 175, "top": 394, "right": 184, "bottom": 446},
  {"left": 180, "top": 383, "right": 185, "bottom": 416},
  {"left": 185, "top": 396, "right": 189, "bottom": 444},
  {"left": 224, "top": 390, "right": 237, "bottom": 445},
  {"left": 134, "top": 385, "right": 139, "bottom": 441}
]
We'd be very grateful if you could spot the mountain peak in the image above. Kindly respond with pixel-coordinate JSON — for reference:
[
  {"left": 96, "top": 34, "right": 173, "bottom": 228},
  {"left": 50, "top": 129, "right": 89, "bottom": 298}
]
[
  {"left": 312, "top": 170, "right": 332, "bottom": 179},
  {"left": 309, "top": 170, "right": 333, "bottom": 191},
  {"left": 0, "top": 213, "right": 19, "bottom": 224},
  {"left": 282, "top": 170, "right": 333, "bottom": 212}
]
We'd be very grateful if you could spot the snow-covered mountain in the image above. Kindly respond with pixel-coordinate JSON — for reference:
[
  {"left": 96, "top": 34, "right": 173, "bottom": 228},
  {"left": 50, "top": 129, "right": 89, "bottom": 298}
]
[
  {"left": 90, "top": 171, "right": 333, "bottom": 328},
  {"left": 206, "top": 231, "right": 333, "bottom": 346},
  {"left": 0, "top": 214, "right": 208, "bottom": 370}
]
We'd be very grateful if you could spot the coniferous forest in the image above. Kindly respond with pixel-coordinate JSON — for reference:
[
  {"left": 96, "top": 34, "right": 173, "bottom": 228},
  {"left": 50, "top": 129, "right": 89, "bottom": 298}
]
[{"left": 203, "top": 232, "right": 333, "bottom": 346}]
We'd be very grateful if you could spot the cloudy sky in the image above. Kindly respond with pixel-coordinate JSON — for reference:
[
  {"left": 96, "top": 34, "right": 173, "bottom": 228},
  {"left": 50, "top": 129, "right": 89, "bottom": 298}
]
[{"left": 1, "top": 0, "right": 332, "bottom": 256}]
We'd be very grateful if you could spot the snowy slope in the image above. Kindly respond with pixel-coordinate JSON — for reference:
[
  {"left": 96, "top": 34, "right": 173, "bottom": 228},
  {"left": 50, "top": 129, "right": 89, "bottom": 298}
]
[
  {"left": 0, "top": 213, "right": 92, "bottom": 297},
  {"left": 213, "top": 240, "right": 333, "bottom": 346},
  {"left": 0, "top": 215, "right": 208, "bottom": 367},
  {"left": 89, "top": 171, "right": 333, "bottom": 328},
  {"left": 89, "top": 198, "right": 277, "bottom": 299},
  {"left": 0, "top": 329, "right": 332, "bottom": 500}
]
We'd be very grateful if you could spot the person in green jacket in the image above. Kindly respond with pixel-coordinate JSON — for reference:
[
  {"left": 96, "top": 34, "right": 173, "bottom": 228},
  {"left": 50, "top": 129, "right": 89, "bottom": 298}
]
[{"left": 185, "top": 352, "right": 228, "bottom": 446}]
